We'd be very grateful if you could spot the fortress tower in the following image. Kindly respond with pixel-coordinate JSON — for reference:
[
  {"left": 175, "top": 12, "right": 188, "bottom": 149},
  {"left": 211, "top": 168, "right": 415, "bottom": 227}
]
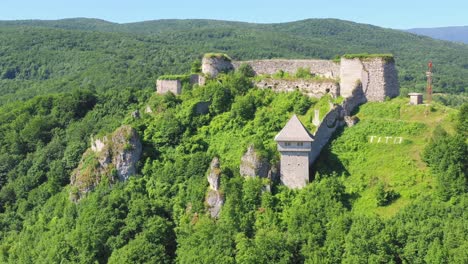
[{"left": 274, "top": 115, "right": 313, "bottom": 189}]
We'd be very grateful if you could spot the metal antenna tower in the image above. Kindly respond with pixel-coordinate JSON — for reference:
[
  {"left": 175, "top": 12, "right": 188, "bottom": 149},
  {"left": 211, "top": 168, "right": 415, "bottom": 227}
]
[{"left": 426, "top": 61, "right": 433, "bottom": 104}]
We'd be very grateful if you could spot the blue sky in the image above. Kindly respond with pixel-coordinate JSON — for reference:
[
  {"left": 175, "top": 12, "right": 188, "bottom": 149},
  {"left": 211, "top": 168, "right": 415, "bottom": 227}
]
[{"left": 1, "top": 0, "right": 466, "bottom": 29}]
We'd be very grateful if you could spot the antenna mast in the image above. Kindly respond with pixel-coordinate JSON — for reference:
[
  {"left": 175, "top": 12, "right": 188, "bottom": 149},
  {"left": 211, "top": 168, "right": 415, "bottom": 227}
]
[{"left": 426, "top": 61, "right": 433, "bottom": 104}]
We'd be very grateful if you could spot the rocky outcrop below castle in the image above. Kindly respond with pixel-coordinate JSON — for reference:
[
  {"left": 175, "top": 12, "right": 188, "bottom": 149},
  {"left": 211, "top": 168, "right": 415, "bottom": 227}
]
[
  {"left": 255, "top": 78, "right": 339, "bottom": 98},
  {"left": 70, "top": 125, "right": 142, "bottom": 201},
  {"left": 206, "top": 157, "right": 223, "bottom": 218},
  {"left": 240, "top": 145, "right": 270, "bottom": 178}
]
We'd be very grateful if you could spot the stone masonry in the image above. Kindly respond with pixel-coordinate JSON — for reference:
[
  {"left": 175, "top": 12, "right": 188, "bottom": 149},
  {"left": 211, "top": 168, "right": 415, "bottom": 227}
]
[
  {"left": 340, "top": 57, "right": 399, "bottom": 102},
  {"left": 274, "top": 115, "right": 314, "bottom": 189},
  {"left": 255, "top": 79, "right": 339, "bottom": 98},
  {"left": 232, "top": 59, "right": 340, "bottom": 78},
  {"left": 156, "top": 79, "right": 182, "bottom": 95},
  {"left": 203, "top": 52, "right": 400, "bottom": 189},
  {"left": 202, "top": 55, "right": 234, "bottom": 78}
]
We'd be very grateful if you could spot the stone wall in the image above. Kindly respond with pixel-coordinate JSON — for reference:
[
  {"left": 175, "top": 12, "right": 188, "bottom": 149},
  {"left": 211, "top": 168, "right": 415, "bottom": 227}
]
[
  {"left": 255, "top": 79, "right": 339, "bottom": 98},
  {"left": 202, "top": 56, "right": 234, "bottom": 78},
  {"left": 280, "top": 151, "right": 310, "bottom": 189},
  {"left": 361, "top": 59, "right": 399, "bottom": 101},
  {"left": 340, "top": 58, "right": 399, "bottom": 102},
  {"left": 156, "top": 79, "right": 182, "bottom": 95},
  {"left": 190, "top": 74, "right": 206, "bottom": 86},
  {"left": 339, "top": 58, "right": 363, "bottom": 98},
  {"left": 341, "top": 83, "right": 367, "bottom": 115},
  {"left": 232, "top": 59, "right": 340, "bottom": 78},
  {"left": 309, "top": 106, "right": 345, "bottom": 164}
]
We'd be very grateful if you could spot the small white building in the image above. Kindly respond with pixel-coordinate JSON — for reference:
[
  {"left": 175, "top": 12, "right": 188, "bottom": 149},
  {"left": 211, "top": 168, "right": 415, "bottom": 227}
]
[
  {"left": 408, "top": 93, "right": 423, "bottom": 105},
  {"left": 274, "top": 115, "right": 314, "bottom": 189}
]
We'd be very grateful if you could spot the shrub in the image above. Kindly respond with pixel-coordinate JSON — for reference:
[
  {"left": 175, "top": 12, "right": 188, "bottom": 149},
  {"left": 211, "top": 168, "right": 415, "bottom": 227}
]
[
  {"left": 375, "top": 182, "right": 399, "bottom": 206},
  {"left": 295, "top": 67, "right": 312, "bottom": 79},
  {"left": 237, "top": 63, "right": 255, "bottom": 78}
]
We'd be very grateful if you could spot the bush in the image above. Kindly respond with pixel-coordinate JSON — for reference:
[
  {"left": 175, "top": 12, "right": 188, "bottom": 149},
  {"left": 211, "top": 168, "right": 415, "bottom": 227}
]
[
  {"left": 375, "top": 182, "right": 399, "bottom": 206},
  {"left": 237, "top": 63, "right": 255, "bottom": 78},
  {"left": 295, "top": 67, "right": 312, "bottom": 79}
]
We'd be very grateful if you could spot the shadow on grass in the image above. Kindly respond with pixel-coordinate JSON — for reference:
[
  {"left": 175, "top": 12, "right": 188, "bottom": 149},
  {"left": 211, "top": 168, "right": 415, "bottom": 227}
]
[{"left": 311, "top": 126, "right": 349, "bottom": 179}]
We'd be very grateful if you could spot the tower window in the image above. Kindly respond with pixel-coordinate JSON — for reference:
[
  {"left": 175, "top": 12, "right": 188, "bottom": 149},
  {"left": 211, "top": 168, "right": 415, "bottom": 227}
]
[
  {"left": 285, "top": 142, "right": 291, "bottom": 146},
  {"left": 297, "top": 142, "right": 303, "bottom": 146}
]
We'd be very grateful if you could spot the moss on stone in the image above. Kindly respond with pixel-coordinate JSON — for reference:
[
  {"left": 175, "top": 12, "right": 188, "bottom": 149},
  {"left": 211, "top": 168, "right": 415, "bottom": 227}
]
[
  {"left": 157, "top": 74, "right": 190, "bottom": 81},
  {"left": 203, "top": 53, "right": 232, "bottom": 62},
  {"left": 342, "top": 53, "right": 395, "bottom": 63}
]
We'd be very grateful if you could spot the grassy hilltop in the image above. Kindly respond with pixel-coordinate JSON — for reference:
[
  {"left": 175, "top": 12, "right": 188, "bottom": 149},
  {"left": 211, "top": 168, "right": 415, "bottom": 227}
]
[{"left": 316, "top": 99, "right": 457, "bottom": 217}]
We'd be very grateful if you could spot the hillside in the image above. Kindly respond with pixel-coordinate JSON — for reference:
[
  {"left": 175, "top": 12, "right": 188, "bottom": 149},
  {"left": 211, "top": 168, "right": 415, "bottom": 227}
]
[
  {"left": 407, "top": 26, "right": 468, "bottom": 44},
  {"left": 0, "top": 18, "right": 468, "bottom": 106},
  {"left": 0, "top": 18, "right": 466, "bottom": 263},
  {"left": 0, "top": 65, "right": 466, "bottom": 262}
]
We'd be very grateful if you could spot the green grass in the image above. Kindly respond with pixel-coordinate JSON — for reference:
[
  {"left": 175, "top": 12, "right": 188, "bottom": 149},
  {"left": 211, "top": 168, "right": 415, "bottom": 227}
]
[
  {"left": 342, "top": 53, "right": 395, "bottom": 63},
  {"left": 158, "top": 74, "right": 190, "bottom": 81},
  {"left": 316, "top": 98, "right": 455, "bottom": 218},
  {"left": 203, "top": 53, "right": 232, "bottom": 62}
]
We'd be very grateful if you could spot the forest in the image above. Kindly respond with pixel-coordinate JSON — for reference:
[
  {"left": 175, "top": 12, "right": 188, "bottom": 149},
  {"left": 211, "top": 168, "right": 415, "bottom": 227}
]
[{"left": 0, "top": 18, "right": 466, "bottom": 263}]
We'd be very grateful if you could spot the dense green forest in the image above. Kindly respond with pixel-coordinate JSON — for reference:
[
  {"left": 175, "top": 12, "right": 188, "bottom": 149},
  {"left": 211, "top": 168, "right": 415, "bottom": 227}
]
[
  {"left": 1, "top": 18, "right": 468, "bottom": 105},
  {"left": 0, "top": 18, "right": 467, "bottom": 263}
]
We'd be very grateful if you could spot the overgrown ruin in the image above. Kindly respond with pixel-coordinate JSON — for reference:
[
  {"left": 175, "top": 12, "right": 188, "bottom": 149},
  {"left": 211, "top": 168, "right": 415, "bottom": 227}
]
[{"left": 158, "top": 52, "right": 399, "bottom": 189}]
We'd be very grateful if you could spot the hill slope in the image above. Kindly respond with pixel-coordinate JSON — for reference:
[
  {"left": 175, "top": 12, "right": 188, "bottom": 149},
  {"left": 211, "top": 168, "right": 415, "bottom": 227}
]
[
  {"left": 407, "top": 26, "right": 468, "bottom": 44},
  {"left": 0, "top": 18, "right": 467, "bottom": 106},
  {"left": 0, "top": 71, "right": 465, "bottom": 262}
]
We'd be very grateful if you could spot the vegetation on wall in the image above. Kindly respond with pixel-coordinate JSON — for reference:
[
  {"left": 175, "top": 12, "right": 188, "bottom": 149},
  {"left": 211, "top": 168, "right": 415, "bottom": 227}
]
[{"left": 0, "top": 18, "right": 466, "bottom": 263}]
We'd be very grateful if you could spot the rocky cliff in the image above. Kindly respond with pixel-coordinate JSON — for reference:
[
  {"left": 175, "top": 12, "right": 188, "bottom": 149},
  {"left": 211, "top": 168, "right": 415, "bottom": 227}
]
[
  {"left": 206, "top": 157, "right": 223, "bottom": 218},
  {"left": 239, "top": 145, "right": 270, "bottom": 178},
  {"left": 70, "top": 125, "right": 142, "bottom": 201}
]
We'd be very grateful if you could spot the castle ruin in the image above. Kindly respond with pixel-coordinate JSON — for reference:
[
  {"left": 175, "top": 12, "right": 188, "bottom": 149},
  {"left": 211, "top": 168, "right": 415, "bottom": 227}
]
[
  {"left": 202, "top": 53, "right": 399, "bottom": 102},
  {"left": 201, "top": 52, "right": 399, "bottom": 189}
]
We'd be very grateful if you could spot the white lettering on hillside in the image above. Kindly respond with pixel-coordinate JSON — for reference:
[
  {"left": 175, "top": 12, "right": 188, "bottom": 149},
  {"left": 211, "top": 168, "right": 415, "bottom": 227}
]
[{"left": 369, "top": 136, "right": 403, "bottom": 144}]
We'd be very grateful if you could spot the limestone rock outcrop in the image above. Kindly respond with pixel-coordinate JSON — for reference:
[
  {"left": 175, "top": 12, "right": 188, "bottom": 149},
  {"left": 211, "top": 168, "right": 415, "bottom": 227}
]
[
  {"left": 207, "top": 157, "right": 221, "bottom": 191},
  {"left": 206, "top": 157, "right": 224, "bottom": 218},
  {"left": 240, "top": 145, "right": 269, "bottom": 178},
  {"left": 70, "top": 125, "right": 142, "bottom": 201}
]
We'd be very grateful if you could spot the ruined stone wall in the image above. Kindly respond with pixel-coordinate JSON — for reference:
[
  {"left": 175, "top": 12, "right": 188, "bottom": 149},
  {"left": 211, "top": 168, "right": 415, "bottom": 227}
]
[
  {"left": 202, "top": 56, "right": 234, "bottom": 78},
  {"left": 341, "top": 83, "right": 367, "bottom": 115},
  {"left": 339, "top": 58, "right": 364, "bottom": 98},
  {"left": 156, "top": 80, "right": 182, "bottom": 95},
  {"left": 383, "top": 61, "right": 400, "bottom": 99},
  {"left": 255, "top": 79, "right": 339, "bottom": 98},
  {"left": 280, "top": 151, "right": 310, "bottom": 189},
  {"left": 189, "top": 74, "right": 206, "bottom": 86},
  {"left": 309, "top": 106, "right": 345, "bottom": 164},
  {"left": 340, "top": 58, "right": 399, "bottom": 102},
  {"left": 232, "top": 59, "right": 340, "bottom": 78}
]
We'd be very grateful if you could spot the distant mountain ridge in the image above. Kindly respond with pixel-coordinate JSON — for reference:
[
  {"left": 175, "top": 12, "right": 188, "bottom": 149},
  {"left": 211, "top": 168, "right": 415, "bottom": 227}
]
[{"left": 407, "top": 26, "right": 468, "bottom": 44}]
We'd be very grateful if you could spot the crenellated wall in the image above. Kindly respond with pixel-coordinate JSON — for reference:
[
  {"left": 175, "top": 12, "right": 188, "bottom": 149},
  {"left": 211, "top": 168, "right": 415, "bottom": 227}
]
[
  {"left": 232, "top": 59, "right": 340, "bottom": 78},
  {"left": 255, "top": 79, "right": 339, "bottom": 98}
]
